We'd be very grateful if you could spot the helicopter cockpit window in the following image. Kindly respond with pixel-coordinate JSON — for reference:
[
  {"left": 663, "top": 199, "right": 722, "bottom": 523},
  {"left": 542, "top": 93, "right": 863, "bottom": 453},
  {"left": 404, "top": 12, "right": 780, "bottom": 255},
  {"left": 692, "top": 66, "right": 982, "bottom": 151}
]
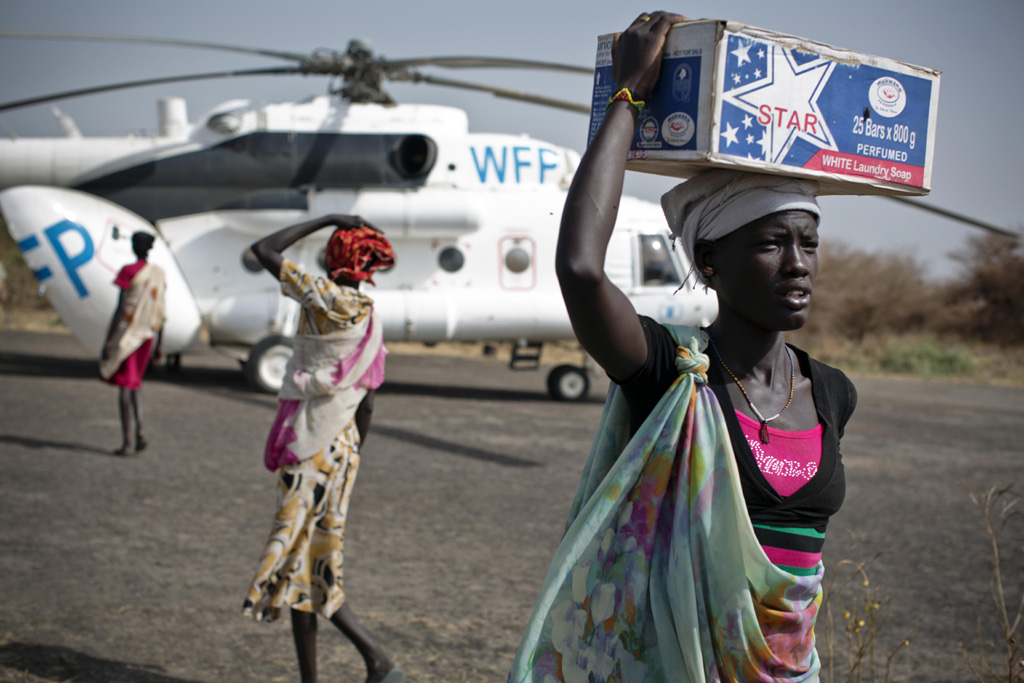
[
  {"left": 438, "top": 246, "right": 465, "bottom": 273},
  {"left": 242, "top": 248, "right": 263, "bottom": 273},
  {"left": 639, "top": 234, "right": 682, "bottom": 286}
]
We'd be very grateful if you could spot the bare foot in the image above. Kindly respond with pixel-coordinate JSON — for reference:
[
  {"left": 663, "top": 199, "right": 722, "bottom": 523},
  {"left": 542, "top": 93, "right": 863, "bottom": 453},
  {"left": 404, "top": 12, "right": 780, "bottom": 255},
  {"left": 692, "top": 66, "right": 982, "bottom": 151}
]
[{"left": 114, "top": 445, "right": 131, "bottom": 456}]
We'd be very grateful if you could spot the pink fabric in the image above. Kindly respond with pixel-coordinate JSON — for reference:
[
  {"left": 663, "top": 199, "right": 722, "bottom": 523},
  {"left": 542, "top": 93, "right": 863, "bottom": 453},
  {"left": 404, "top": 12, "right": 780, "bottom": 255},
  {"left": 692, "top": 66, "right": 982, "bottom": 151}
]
[
  {"left": 114, "top": 260, "right": 147, "bottom": 290},
  {"left": 762, "top": 545, "right": 822, "bottom": 570},
  {"left": 328, "top": 317, "right": 387, "bottom": 390},
  {"left": 264, "top": 320, "right": 385, "bottom": 472},
  {"left": 102, "top": 338, "right": 153, "bottom": 389},
  {"left": 264, "top": 400, "right": 302, "bottom": 471},
  {"left": 735, "top": 410, "right": 823, "bottom": 497},
  {"left": 354, "top": 345, "right": 387, "bottom": 390}
]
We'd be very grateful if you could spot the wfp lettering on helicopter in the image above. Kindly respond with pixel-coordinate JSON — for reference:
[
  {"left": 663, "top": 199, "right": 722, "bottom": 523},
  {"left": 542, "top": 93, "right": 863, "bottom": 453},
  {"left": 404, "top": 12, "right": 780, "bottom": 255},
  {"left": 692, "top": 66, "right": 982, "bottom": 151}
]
[
  {"left": 17, "top": 219, "right": 95, "bottom": 298},
  {"left": 469, "top": 145, "right": 561, "bottom": 185}
]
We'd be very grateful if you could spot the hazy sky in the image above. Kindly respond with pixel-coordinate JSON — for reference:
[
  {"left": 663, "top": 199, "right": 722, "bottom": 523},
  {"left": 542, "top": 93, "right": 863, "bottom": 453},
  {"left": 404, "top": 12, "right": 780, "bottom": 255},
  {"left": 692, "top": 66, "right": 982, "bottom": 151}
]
[{"left": 1, "top": 0, "right": 1020, "bottom": 278}]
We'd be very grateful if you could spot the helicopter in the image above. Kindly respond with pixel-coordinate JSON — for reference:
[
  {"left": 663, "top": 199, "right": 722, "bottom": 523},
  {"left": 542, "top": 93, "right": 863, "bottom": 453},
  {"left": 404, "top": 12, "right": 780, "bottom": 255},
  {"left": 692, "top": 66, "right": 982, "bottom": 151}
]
[{"left": 0, "top": 33, "right": 720, "bottom": 400}]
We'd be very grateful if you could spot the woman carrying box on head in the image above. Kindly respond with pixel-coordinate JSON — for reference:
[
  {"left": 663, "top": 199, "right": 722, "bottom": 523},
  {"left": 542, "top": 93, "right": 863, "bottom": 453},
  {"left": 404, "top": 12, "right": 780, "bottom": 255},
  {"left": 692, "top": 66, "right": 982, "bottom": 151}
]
[{"left": 508, "top": 12, "right": 856, "bottom": 682}]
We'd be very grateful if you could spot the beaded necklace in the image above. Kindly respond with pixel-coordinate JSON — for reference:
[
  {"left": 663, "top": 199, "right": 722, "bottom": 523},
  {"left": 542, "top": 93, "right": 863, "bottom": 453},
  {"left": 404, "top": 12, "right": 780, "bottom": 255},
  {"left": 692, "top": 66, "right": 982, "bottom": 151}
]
[{"left": 706, "top": 334, "right": 795, "bottom": 444}]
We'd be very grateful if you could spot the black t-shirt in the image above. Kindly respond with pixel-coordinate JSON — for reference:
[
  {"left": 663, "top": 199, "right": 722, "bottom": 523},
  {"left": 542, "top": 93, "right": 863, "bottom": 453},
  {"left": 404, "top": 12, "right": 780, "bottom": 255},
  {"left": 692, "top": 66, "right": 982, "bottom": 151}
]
[{"left": 618, "top": 316, "right": 857, "bottom": 531}]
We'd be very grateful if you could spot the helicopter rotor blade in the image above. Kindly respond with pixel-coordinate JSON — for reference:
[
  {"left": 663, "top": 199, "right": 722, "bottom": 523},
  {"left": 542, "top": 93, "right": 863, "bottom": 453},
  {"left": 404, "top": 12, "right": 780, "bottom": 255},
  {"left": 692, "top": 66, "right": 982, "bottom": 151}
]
[
  {"left": 0, "top": 31, "right": 308, "bottom": 63},
  {"left": 882, "top": 196, "right": 1020, "bottom": 239},
  {"left": 0, "top": 67, "right": 301, "bottom": 112},
  {"left": 0, "top": 32, "right": 595, "bottom": 116},
  {"left": 385, "top": 56, "right": 591, "bottom": 75},
  {"left": 401, "top": 73, "right": 590, "bottom": 114}
]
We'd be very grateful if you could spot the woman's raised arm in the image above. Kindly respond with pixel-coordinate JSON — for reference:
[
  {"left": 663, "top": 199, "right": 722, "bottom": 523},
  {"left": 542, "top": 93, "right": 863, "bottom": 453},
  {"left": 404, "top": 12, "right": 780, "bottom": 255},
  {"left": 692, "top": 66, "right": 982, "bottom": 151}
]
[
  {"left": 250, "top": 214, "right": 366, "bottom": 279},
  {"left": 555, "top": 12, "right": 686, "bottom": 381}
]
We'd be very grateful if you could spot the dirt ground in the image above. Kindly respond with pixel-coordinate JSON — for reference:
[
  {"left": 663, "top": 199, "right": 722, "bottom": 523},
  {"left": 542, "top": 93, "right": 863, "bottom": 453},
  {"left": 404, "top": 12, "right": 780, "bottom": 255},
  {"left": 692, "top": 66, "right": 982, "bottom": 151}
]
[{"left": 0, "top": 329, "right": 1021, "bottom": 683}]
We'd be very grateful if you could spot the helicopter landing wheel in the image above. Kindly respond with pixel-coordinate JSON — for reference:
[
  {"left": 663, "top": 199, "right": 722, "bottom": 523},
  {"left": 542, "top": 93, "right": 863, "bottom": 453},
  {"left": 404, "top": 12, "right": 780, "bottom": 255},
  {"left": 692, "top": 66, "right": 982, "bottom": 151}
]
[
  {"left": 245, "top": 335, "right": 294, "bottom": 394},
  {"left": 547, "top": 364, "right": 590, "bottom": 402}
]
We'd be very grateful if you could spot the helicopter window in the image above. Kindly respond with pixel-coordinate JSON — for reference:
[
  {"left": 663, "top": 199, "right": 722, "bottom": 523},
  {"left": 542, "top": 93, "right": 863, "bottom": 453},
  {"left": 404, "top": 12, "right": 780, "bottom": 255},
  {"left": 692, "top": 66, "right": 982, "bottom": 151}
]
[
  {"left": 505, "top": 247, "right": 531, "bottom": 274},
  {"left": 242, "top": 248, "right": 263, "bottom": 273},
  {"left": 438, "top": 246, "right": 465, "bottom": 273},
  {"left": 639, "top": 235, "right": 682, "bottom": 286}
]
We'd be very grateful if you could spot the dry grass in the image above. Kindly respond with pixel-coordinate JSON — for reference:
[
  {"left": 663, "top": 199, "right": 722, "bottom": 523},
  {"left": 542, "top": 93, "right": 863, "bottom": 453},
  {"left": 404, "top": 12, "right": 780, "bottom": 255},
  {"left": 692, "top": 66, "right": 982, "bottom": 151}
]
[
  {"left": 959, "top": 485, "right": 1024, "bottom": 683},
  {"left": 821, "top": 541, "right": 920, "bottom": 683},
  {"left": 788, "top": 331, "right": 1024, "bottom": 387}
]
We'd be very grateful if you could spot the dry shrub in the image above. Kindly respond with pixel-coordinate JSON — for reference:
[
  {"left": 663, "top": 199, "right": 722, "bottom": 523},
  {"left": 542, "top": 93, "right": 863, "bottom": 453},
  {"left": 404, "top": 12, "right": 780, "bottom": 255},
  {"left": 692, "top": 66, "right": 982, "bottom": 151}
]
[
  {"left": 1, "top": 221, "right": 52, "bottom": 311},
  {"left": 799, "top": 242, "right": 944, "bottom": 345},
  {"left": 940, "top": 233, "right": 1024, "bottom": 346}
]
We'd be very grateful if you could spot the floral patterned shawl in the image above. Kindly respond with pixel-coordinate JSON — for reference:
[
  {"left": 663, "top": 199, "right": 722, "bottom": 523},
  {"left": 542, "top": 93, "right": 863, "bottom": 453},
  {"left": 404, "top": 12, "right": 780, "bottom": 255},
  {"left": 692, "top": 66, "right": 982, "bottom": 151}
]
[{"left": 508, "top": 326, "right": 823, "bottom": 682}]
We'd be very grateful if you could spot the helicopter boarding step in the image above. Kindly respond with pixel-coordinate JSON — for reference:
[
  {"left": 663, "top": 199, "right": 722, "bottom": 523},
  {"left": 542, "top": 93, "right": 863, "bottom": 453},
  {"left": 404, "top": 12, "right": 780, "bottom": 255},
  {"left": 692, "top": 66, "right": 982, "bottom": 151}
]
[{"left": 509, "top": 341, "right": 543, "bottom": 370}]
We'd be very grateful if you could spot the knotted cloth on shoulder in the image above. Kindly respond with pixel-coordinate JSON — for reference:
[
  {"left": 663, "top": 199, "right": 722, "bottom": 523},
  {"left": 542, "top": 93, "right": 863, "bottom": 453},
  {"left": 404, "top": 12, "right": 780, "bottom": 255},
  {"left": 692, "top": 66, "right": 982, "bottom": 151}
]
[{"left": 508, "top": 326, "right": 823, "bottom": 682}]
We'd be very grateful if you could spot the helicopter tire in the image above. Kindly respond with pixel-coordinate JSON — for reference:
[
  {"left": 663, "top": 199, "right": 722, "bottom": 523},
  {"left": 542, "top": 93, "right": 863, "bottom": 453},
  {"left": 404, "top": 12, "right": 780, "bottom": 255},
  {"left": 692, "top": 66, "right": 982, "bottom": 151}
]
[
  {"left": 245, "top": 335, "right": 294, "bottom": 394},
  {"left": 547, "top": 364, "right": 590, "bottom": 402}
]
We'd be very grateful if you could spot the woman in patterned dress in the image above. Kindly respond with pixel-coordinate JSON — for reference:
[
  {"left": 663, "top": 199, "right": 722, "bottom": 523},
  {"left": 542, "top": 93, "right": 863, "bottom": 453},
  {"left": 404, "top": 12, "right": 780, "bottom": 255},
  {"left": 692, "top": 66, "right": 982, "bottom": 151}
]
[
  {"left": 242, "top": 214, "right": 401, "bottom": 683},
  {"left": 508, "top": 12, "right": 857, "bottom": 682}
]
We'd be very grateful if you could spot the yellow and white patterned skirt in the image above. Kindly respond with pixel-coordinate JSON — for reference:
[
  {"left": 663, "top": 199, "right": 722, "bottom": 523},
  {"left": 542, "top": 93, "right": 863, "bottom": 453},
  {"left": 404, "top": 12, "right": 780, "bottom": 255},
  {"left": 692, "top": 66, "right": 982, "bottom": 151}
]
[{"left": 242, "top": 420, "right": 360, "bottom": 623}]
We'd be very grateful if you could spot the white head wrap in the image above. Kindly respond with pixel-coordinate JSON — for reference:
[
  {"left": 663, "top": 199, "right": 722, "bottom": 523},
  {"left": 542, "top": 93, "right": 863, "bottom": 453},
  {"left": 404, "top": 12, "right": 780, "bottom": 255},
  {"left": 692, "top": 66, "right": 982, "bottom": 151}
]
[{"left": 661, "top": 170, "right": 821, "bottom": 283}]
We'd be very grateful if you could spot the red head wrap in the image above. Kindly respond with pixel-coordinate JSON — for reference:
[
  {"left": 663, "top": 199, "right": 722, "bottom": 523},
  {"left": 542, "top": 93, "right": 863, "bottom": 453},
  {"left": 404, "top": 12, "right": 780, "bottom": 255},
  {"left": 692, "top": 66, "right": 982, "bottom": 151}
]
[{"left": 325, "top": 225, "right": 395, "bottom": 285}]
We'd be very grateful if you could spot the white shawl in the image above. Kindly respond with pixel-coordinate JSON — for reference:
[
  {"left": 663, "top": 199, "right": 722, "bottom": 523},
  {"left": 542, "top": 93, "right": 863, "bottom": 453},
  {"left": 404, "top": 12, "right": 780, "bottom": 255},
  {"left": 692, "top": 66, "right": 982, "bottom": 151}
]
[
  {"left": 99, "top": 263, "right": 166, "bottom": 379},
  {"left": 275, "top": 309, "right": 383, "bottom": 461}
]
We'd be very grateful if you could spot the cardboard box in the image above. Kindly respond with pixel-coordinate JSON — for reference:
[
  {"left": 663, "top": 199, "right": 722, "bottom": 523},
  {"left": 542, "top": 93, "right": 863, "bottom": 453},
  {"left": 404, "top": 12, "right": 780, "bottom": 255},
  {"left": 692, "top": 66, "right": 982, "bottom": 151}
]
[{"left": 588, "top": 20, "right": 940, "bottom": 195}]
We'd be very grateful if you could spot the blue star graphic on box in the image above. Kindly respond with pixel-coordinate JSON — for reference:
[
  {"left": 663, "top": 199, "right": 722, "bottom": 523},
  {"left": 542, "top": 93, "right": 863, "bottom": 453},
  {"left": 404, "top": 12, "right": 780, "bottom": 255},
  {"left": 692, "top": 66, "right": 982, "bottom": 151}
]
[{"left": 720, "top": 35, "right": 838, "bottom": 165}]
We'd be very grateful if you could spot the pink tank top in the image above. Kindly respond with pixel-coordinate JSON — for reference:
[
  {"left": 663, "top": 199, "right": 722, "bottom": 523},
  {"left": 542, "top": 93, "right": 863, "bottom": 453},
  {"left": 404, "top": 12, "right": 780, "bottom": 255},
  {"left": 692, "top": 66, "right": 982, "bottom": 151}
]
[{"left": 735, "top": 410, "right": 823, "bottom": 497}]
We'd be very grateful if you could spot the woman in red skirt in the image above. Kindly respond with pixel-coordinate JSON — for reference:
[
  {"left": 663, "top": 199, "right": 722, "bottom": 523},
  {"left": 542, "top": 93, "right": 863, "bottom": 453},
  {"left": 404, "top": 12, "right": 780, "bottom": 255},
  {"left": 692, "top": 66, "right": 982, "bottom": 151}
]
[{"left": 100, "top": 231, "right": 167, "bottom": 455}]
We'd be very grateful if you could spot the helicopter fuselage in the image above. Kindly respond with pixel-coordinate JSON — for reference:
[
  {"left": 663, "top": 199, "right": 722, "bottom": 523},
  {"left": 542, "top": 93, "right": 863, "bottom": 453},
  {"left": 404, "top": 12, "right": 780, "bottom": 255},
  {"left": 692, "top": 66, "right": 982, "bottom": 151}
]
[{"left": 0, "top": 95, "right": 717, "bottom": 397}]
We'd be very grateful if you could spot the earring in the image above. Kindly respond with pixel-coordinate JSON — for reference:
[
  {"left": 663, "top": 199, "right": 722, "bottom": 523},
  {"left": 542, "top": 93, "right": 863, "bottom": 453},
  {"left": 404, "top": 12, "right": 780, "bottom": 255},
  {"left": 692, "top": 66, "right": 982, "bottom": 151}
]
[{"left": 701, "top": 266, "right": 715, "bottom": 277}]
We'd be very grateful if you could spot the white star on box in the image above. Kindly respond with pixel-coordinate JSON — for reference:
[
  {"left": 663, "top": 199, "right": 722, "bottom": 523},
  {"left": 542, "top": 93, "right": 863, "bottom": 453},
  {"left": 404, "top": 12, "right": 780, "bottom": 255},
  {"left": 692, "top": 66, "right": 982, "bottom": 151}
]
[
  {"left": 731, "top": 41, "right": 752, "bottom": 67},
  {"left": 720, "top": 122, "right": 740, "bottom": 147},
  {"left": 724, "top": 44, "right": 837, "bottom": 163},
  {"left": 757, "top": 130, "right": 771, "bottom": 158}
]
